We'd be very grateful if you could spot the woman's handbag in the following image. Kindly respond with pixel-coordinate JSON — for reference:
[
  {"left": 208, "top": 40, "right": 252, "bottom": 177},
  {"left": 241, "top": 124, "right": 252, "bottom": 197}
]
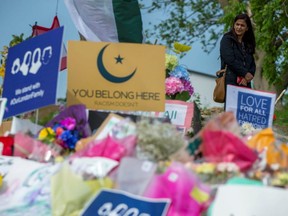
[{"left": 213, "top": 66, "right": 226, "bottom": 103}]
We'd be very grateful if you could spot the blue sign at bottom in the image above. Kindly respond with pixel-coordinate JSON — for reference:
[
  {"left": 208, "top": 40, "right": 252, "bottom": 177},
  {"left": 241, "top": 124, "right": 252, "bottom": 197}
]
[{"left": 81, "top": 189, "right": 170, "bottom": 216}]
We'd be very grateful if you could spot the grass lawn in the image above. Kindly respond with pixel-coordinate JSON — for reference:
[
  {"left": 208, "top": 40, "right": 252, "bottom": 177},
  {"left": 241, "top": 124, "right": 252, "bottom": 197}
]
[{"left": 273, "top": 104, "right": 288, "bottom": 138}]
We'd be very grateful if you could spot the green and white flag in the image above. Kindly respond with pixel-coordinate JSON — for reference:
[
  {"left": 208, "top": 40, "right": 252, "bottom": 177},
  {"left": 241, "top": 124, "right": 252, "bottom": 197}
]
[{"left": 64, "top": 0, "right": 143, "bottom": 43}]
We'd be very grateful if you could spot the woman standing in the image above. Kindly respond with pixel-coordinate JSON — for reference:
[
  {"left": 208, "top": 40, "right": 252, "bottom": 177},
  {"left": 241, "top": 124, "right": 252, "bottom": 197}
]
[{"left": 220, "top": 13, "right": 256, "bottom": 104}]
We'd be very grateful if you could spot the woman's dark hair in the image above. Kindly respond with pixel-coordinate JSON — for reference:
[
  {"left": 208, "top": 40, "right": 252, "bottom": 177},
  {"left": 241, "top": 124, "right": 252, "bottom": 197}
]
[{"left": 231, "top": 13, "right": 256, "bottom": 54}]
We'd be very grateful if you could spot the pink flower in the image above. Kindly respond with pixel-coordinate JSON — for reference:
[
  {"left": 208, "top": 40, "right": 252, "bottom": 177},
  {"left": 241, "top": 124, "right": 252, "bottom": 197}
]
[
  {"left": 165, "top": 77, "right": 184, "bottom": 95},
  {"left": 60, "top": 117, "right": 76, "bottom": 130}
]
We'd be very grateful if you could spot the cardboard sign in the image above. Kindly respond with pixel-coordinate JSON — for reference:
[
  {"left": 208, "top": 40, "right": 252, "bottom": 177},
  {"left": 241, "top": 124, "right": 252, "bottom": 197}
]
[
  {"left": 2, "top": 27, "right": 63, "bottom": 119},
  {"left": 212, "top": 185, "right": 288, "bottom": 216},
  {"left": 226, "top": 85, "right": 276, "bottom": 129},
  {"left": 81, "top": 189, "right": 170, "bottom": 216},
  {"left": 0, "top": 120, "right": 12, "bottom": 136},
  {"left": 67, "top": 41, "right": 166, "bottom": 112},
  {"left": 156, "top": 100, "right": 194, "bottom": 128}
]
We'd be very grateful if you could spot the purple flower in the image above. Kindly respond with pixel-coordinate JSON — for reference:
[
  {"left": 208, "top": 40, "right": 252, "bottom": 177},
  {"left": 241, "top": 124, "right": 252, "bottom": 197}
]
[
  {"left": 60, "top": 117, "right": 76, "bottom": 130},
  {"left": 46, "top": 104, "right": 91, "bottom": 138},
  {"left": 181, "top": 79, "right": 194, "bottom": 96}
]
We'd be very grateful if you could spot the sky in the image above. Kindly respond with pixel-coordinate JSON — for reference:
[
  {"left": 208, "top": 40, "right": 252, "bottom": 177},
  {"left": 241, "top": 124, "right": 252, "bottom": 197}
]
[{"left": 0, "top": 0, "right": 220, "bottom": 99}]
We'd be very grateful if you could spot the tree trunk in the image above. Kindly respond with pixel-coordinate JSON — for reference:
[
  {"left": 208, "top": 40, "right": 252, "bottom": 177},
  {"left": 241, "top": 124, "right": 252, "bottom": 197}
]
[
  {"left": 253, "top": 50, "right": 285, "bottom": 109},
  {"left": 253, "top": 50, "right": 276, "bottom": 92}
]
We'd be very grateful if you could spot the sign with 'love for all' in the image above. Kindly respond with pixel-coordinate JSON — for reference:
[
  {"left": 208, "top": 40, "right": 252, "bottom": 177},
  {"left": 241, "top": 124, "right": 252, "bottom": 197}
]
[
  {"left": 2, "top": 27, "right": 63, "bottom": 119},
  {"left": 67, "top": 41, "right": 166, "bottom": 112},
  {"left": 226, "top": 85, "right": 276, "bottom": 129}
]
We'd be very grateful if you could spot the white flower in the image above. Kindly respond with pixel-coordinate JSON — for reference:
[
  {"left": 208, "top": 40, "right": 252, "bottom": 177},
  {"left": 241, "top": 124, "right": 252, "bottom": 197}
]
[
  {"left": 241, "top": 122, "right": 259, "bottom": 136},
  {"left": 216, "top": 162, "right": 239, "bottom": 173}
]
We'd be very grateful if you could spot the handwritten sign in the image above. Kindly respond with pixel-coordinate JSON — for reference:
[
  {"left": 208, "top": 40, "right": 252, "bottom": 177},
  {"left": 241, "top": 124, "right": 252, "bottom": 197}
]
[
  {"left": 211, "top": 185, "right": 288, "bottom": 216},
  {"left": 81, "top": 189, "right": 170, "bottom": 216},
  {"left": 226, "top": 85, "right": 276, "bottom": 129},
  {"left": 2, "top": 27, "right": 63, "bottom": 119},
  {"left": 156, "top": 100, "right": 194, "bottom": 128}
]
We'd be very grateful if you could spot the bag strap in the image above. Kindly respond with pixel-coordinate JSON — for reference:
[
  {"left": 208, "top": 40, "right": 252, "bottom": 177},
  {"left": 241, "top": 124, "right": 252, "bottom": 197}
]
[
  {"left": 216, "top": 69, "right": 225, "bottom": 76},
  {"left": 216, "top": 65, "right": 227, "bottom": 76}
]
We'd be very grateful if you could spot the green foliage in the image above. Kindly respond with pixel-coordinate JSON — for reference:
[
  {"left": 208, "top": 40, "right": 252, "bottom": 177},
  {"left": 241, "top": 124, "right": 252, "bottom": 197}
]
[
  {"left": 141, "top": 0, "right": 288, "bottom": 93},
  {"left": 9, "top": 33, "right": 27, "bottom": 47},
  {"left": 283, "top": 93, "right": 288, "bottom": 106},
  {"left": 274, "top": 102, "right": 288, "bottom": 135},
  {"left": 175, "top": 91, "right": 190, "bottom": 101},
  {"left": 251, "top": 0, "right": 288, "bottom": 92},
  {"left": 140, "top": 0, "right": 224, "bottom": 53},
  {"left": 165, "top": 91, "right": 191, "bottom": 101},
  {"left": 219, "top": 1, "right": 247, "bottom": 31},
  {"left": 29, "top": 110, "right": 58, "bottom": 126},
  {"left": 191, "top": 92, "right": 202, "bottom": 108}
]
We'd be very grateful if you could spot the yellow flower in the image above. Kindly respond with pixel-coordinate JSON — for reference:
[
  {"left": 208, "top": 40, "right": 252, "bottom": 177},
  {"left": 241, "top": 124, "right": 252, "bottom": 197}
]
[
  {"left": 0, "top": 175, "right": 2, "bottom": 188},
  {"left": 55, "top": 156, "right": 64, "bottom": 163},
  {"left": 272, "top": 172, "right": 288, "bottom": 186},
  {"left": 165, "top": 54, "right": 178, "bottom": 71},
  {"left": 278, "top": 172, "right": 288, "bottom": 183},
  {"left": 173, "top": 42, "right": 191, "bottom": 54},
  {"left": 0, "top": 46, "right": 8, "bottom": 56},
  {"left": 195, "top": 163, "right": 216, "bottom": 174},
  {"left": 38, "top": 127, "right": 55, "bottom": 142},
  {"left": 0, "top": 65, "right": 5, "bottom": 77}
]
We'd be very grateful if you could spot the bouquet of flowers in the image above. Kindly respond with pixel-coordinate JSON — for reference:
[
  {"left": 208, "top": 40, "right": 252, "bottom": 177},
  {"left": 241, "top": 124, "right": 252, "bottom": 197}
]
[
  {"left": 190, "top": 162, "right": 240, "bottom": 185},
  {"left": 165, "top": 42, "right": 194, "bottom": 101},
  {"left": 38, "top": 117, "right": 82, "bottom": 152},
  {"left": 136, "top": 118, "right": 187, "bottom": 162}
]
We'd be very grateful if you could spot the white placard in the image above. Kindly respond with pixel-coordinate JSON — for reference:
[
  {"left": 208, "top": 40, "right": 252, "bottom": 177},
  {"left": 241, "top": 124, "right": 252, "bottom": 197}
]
[
  {"left": 10, "top": 116, "right": 43, "bottom": 135},
  {"left": 212, "top": 185, "right": 288, "bottom": 216},
  {"left": 0, "top": 98, "right": 7, "bottom": 125},
  {"left": 226, "top": 85, "right": 276, "bottom": 129},
  {"left": 71, "top": 157, "right": 119, "bottom": 178}
]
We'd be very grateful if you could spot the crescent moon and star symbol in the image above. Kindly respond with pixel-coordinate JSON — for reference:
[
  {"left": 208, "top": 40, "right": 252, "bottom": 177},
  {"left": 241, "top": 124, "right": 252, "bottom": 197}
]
[{"left": 97, "top": 44, "right": 137, "bottom": 83}]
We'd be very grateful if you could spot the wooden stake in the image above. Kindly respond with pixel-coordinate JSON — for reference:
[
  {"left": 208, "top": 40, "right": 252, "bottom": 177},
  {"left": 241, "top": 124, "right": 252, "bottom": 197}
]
[{"left": 275, "top": 89, "right": 287, "bottom": 105}]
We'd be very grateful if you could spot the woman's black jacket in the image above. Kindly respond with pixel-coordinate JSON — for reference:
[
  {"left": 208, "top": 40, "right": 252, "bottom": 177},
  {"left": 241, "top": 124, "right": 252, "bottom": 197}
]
[{"left": 220, "top": 32, "right": 256, "bottom": 86}]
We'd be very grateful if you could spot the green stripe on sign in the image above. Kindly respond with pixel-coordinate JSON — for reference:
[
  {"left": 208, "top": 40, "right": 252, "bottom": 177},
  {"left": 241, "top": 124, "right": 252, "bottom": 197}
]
[{"left": 112, "top": 0, "right": 143, "bottom": 43}]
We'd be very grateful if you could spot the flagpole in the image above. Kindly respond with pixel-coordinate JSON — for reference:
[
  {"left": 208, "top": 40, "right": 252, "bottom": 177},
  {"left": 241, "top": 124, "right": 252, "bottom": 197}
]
[
  {"left": 35, "top": 109, "right": 39, "bottom": 127},
  {"left": 55, "top": 0, "right": 59, "bottom": 15}
]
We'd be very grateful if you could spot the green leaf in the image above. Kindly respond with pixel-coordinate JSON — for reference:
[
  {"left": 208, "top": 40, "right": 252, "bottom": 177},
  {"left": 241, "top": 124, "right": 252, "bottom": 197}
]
[{"left": 175, "top": 91, "right": 190, "bottom": 101}]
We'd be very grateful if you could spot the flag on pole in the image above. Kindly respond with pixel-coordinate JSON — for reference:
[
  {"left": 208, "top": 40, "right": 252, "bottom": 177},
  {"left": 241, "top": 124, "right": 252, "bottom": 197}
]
[
  {"left": 64, "top": 0, "right": 143, "bottom": 43},
  {"left": 31, "top": 16, "right": 67, "bottom": 71}
]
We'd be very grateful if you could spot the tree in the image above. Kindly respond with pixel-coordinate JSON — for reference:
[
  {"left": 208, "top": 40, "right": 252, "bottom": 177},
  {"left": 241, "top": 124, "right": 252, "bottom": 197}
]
[{"left": 140, "top": 0, "right": 288, "bottom": 105}]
